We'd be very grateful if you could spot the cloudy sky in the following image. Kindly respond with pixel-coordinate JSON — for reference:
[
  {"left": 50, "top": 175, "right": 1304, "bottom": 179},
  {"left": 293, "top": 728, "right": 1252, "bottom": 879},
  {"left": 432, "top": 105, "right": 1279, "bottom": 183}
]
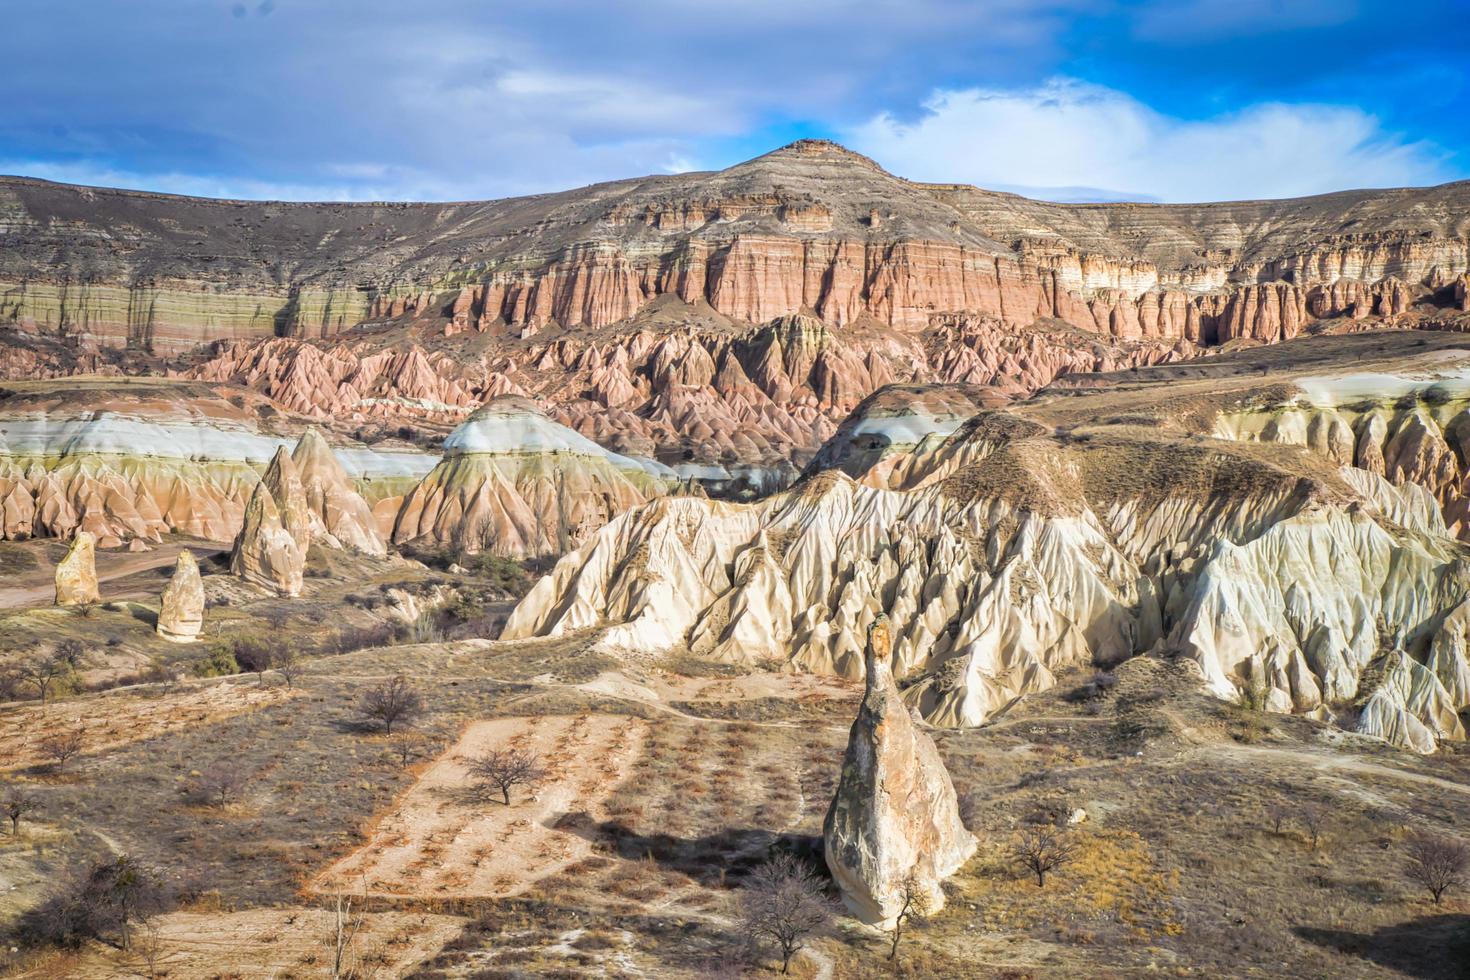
[{"left": 4, "top": 0, "right": 1468, "bottom": 203}]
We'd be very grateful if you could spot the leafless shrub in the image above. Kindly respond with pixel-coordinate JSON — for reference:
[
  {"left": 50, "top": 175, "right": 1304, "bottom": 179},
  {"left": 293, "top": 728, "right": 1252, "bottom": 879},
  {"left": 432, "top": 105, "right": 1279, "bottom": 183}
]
[
  {"left": 3, "top": 785, "right": 42, "bottom": 835},
  {"left": 737, "top": 852, "right": 835, "bottom": 974},
  {"left": 231, "top": 634, "right": 279, "bottom": 683},
  {"left": 274, "top": 649, "right": 304, "bottom": 689},
  {"left": 1012, "top": 825, "right": 1076, "bottom": 887},
  {"left": 357, "top": 675, "right": 422, "bottom": 734},
  {"left": 40, "top": 729, "right": 85, "bottom": 770},
  {"left": 194, "top": 765, "right": 249, "bottom": 808},
  {"left": 18, "top": 855, "right": 174, "bottom": 952},
  {"left": 1299, "top": 804, "right": 1327, "bottom": 851},
  {"left": 888, "top": 870, "right": 932, "bottom": 960},
  {"left": 53, "top": 638, "right": 87, "bottom": 669},
  {"left": 466, "top": 748, "right": 546, "bottom": 805},
  {"left": 1265, "top": 802, "right": 1290, "bottom": 835},
  {"left": 1404, "top": 831, "right": 1469, "bottom": 905},
  {"left": 18, "top": 654, "right": 72, "bottom": 704}
]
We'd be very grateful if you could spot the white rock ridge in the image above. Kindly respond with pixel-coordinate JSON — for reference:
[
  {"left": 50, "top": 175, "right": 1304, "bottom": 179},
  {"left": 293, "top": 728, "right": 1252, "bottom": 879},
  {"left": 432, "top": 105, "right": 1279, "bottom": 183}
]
[
  {"left": 824, "top": 616, "right": 976, "bottom": 926},
  {"left": 504, "top": 410, "right": 1470, "bottom": 752},
  {"left": 392, "top": 396, "right": 673, "bottom": 558}
]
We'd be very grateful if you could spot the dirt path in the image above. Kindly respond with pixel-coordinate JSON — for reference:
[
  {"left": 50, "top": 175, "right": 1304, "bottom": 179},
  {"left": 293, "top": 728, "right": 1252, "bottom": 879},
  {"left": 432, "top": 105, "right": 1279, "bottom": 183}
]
[
  {"left": 0, "top": 542, "right": 224, "bottom": 610},
  {"left": 1186, "top": 741, "right": 1470, "bottom": 797}
]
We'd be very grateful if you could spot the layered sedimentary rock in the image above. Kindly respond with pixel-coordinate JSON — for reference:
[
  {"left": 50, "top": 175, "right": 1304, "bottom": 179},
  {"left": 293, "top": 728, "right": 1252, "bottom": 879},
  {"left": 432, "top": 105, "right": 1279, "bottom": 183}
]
[
  {"left": 824, "top": 617, "right": 976, "bottom": 926},
  {"left": 504, "top": 332, "right": 1470, "bottom": 753},
  {"left": 292, "top": 428, "right": 388, "bottom": 555},
  {"left": 186, "top": 313, "right": 1193, "bottom": 485},
  {"left": 229, "top": 480, "right": 305, "bottom": 596},
  {"left": 54, "top": 530, "right": 100, "bottom": 606},
  {"left": 4, "top": 141, "right": 1468, "bottom": 356},
  {"left": 392, "top": 397, "right": 673, "bottom": 558},
  {"left": 157, "top": 548, "right": 204, "bottom": 642},
  {"left": 0, "top": 378, "right": 433, "bottom": 545}
]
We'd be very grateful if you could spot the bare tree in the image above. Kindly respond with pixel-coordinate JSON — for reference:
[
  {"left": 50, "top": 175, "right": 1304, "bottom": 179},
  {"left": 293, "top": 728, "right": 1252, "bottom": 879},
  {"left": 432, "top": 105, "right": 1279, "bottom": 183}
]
[
  {"left": 1012, "top": 826, "right": 1076, "bottom": 887},
  {"left": 1264, "top": 802, "right": 1290, "bottom": 835},
  {"left": 3, "top": 786, "right": 41, "bottom": 835},
  {"left": 231, "top": 635, "right": 278, "bottom": 684},
  {"left": 54, "top": 638, "right": 87, "bottom": 669},
  {"left": 194, "top": 765, "right": 249, "bottom": 808},
  {"left": 21, "top": 855, "right": 175, "bottom": 952},
  {"left": 888, "top": 870, "right": 932, "bottom": 961},
  {"left": 274, "top": 649, "right": 304, "bottom": 689},
  {"left": 1404, "top": 831, "right": 1469, "bottom": 905},
  {"left": 18, "top": 654, "right": 71, "bottom": 704},
  {"left": 389, "top": 731, "right": 427, "bottom": 769},
  {"left": 331, "top": 891, "right": 365, "bottom": 979},
  {"left": 466, "top": 748, "right": 546, "bottom": 805},
  {"left": 40, "top": 728, "right": 85, "bottom": 771},
  {"left": 738, "top": 853, "right": 835, "bottom": 975},
  {"left": 357, "top": 675, "right": 422, "bottom": 734},
  {"left": 1299, "top": 804, "right": 1327, "bottom": 851}
]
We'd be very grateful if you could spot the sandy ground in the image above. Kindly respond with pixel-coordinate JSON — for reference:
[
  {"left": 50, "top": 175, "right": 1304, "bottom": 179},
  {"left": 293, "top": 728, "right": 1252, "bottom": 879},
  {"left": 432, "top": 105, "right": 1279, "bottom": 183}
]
[
  {"left": 11, "top": 907, "right": 466, "bottom": 979},
  {"left": 0, "top": 677, "right": 294, "bottom": 772},
  {"left": 0, "top": 540, "right": 224, "bottom": 611},
  {"left": 315, "top": 712, "right": 648, "bottom": 900}
]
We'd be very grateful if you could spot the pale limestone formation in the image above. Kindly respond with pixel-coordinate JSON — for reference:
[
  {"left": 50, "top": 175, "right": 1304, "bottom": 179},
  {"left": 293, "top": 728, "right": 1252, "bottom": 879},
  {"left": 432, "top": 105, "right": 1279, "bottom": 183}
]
[
  {"left": 292, "top": 428, "right": 387, "bottom": 555},
  {"left": 54, "top": 530, "right": 100, "bottom": 606},
  {"left": 504, "top": 337, "right": 1470, "bottom": 753},
  {"left": 391, "top": 398, "right": 672, "bottom": 559},
  {"left": 229, "top": 482, "right": 304, "bottom": 596},
  {"left": 157, "top": 548, "right": 204, "bottom": 642},
  {"left": 262, "top": 447, "right": 311, "bottom": 553},
  {"left": 823, "top": 617, "right": 976, "bottom": 926}
]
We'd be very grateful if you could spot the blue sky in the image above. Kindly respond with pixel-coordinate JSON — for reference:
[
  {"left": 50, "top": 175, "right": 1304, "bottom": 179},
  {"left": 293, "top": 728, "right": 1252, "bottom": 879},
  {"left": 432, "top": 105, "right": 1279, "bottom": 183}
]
[{"left": 3, "top": 0, "right": 1467, "bottom": 202}]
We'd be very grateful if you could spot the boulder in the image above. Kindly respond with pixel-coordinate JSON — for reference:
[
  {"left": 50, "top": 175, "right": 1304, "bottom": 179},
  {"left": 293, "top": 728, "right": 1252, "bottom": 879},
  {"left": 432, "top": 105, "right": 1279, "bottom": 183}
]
[
  {"left": 229, "top": 481, "right": 305, "bottom": 596},
  {"left": 823, "top": 616, "right": 976, "bottom": 927},
  {"left": 157, "top": 549, "right": 205, "bottom": 642},
  {"left": 54, "top": 530, "right": 101, "bottom": 606}
]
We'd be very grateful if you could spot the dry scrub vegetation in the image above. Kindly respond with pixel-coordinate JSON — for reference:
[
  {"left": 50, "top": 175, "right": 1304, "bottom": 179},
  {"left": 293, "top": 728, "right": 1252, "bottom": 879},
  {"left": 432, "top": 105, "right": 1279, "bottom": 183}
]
[{"left": 1, "top": 620, "right": 1468, "bottom": 977}]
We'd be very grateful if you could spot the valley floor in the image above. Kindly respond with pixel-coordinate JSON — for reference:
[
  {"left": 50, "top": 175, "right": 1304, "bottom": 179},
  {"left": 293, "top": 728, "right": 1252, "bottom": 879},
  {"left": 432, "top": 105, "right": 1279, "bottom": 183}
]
[{"left": 2, "top": 630, "right": 1467, "bottom": 978}]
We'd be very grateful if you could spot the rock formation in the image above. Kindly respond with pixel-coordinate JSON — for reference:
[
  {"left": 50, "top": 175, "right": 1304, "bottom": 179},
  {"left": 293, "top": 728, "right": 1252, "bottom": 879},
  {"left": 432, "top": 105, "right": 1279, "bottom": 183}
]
[
  {"left": 156, "top": 548, "right": 204, "bottom": 642},
  {"left": 262, "top": 447, "right": 311, "bottom": 553},
  {"left": 292, "top": 427, "right": 388, "bottom": 555},
  {"left": 823, "top": 617, "right": 976, "bottom": 926},
  {"left": 229, "top": 481, "right": 305, "bottom": 596},
  {"left": 0, "top": 378, "right": 433, "bottom": 546},
  {"left": 53, "top": 530, "right": 100, "bottom": 606},
  {"left": 504, "top": 332, "right": 1470, "bottom": 753},
  {"left": 391, "top": 397, "right": 673, "bottom": 558}
]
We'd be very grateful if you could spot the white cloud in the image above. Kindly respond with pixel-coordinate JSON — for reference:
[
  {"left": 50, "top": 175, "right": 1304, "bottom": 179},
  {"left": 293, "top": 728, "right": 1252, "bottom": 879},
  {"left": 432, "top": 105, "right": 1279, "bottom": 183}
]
[{"left": 846, "top": 78, "right": 1457, "bottom": 202}]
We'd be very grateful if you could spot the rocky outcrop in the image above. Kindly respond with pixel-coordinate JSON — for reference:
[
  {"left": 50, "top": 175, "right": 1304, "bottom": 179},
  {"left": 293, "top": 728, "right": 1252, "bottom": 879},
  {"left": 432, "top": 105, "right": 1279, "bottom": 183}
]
[
  {"left": 229, "top": 481, "right": 305, "bottom": 596},
  {"left": 504, "top": 333, "right": 1470, "bottom": 753},
  {"left": 5, "top": 143, "right": 1468, "bottom": 360},
  {"left": 292, "top": 428, "right": 388, "bottom": 555},
  {"left": 391, "top": 397, "right": 672, "bottom": 558},
  {"left": 54, "top": 530, "right": 100, "bottom": 606},
  {"left": 0, "top": 378, "right": 433, "bottom": 546},
  {"left": 156, "top": 548, "right": 204, "bottom": 642},
  {"left": 823, "top": 617, "right": 976, "bottom": 926}
]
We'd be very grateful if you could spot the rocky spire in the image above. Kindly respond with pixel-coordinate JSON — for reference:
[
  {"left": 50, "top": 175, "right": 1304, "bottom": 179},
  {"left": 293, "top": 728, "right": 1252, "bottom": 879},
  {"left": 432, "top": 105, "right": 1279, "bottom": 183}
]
[
  {"left": 54, "top": 530, "right": 101, "bottom": 606},
  {"left": 823, "top": 615, "right": 976, "bottom": 926},
  {"left": 157, "top": 548, "right": 204, "bottom": 642},
  {"left": 229, "top": 481, "right": 305, "bottom": 596},
  {"left": 262, "top": 445, "right": 311, "bottom": 552},
  {"left": 291, "top": 428, "right": 387, "bottom": 556}
]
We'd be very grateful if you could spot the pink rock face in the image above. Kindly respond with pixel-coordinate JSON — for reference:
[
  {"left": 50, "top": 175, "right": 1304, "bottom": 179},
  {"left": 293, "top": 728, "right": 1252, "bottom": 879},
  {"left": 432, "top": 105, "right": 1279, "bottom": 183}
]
[{"left": 229, "top": 480, "right": 304, "bottom": 597}]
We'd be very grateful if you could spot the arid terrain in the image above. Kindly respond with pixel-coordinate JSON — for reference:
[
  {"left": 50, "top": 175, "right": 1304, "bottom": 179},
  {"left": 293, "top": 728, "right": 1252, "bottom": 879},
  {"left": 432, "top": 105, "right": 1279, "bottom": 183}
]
[{"left": 2, "top": 147, "right": 1470, "bottom": 978}]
